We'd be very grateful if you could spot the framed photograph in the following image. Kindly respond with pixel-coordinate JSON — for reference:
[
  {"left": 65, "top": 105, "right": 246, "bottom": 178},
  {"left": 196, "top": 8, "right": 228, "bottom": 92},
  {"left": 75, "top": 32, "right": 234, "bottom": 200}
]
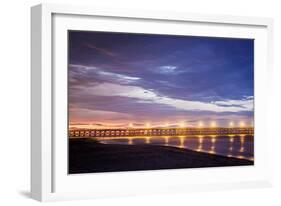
[{"left": 31, "top": 3, "right": 274, "bottom": 201}]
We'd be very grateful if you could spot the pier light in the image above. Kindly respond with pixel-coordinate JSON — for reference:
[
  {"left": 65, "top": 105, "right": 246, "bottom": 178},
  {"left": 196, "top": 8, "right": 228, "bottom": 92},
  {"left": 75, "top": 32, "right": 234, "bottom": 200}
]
[
  {"left": 179, "top": 136, "right": 185, "bottom": 148},
  {"left": 179, "top": 122, "right": 185, "bottom": 128},
  {"left": 240, "top": 147, "right": 245, "bottom": 153},
  {"left": 128, "top": 137, "right": 133, "bottom": 145},
  {"left": 210, "top": 121, "right": 217, "bottom": 128},
  {"left": 145, "top": 136, "right": 151, "bottom": 144},
  {"left": 240, "top": 135, "right": 245, "bottom": 144},
  {"left": 164, "top": 136, "right": 169, "bottom": 145},
  {"left": 197, "top": 145, "right": 202, "bottom": 152},
  {"left": 239, "top": 121, "right": 245, "bottom": 127},
  {"left": 229, "top": 121, "right": 234, "bottom": 127},
  {"left": 237, "top": 155, "right": 245, "bottom": 159},
  {"left": 209, "top": 145, "right": 215, "bottom": 154}
]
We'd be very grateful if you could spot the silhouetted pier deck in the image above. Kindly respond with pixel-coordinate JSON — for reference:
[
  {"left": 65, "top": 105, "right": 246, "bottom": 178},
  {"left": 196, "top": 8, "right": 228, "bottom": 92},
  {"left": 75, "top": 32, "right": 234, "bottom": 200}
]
[{"left": 69, "top": 127, "right": 253, "bottom": 138}]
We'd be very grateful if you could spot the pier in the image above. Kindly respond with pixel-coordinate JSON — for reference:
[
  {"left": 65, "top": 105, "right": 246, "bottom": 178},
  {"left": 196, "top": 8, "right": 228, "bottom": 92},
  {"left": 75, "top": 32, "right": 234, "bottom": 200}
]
[{"left": 69, "top": 127, "right": 253, "bottom": 138}]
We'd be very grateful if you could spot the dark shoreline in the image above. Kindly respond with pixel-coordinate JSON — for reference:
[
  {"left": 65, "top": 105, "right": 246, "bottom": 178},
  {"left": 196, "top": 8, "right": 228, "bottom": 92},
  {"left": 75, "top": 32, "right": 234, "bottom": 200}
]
[{"left": 69, "top": 138, "right": 254, "bottom": 174}]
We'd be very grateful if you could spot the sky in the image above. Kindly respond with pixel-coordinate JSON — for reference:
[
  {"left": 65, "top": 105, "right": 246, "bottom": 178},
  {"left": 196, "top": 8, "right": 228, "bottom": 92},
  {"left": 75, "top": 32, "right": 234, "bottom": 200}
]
[{"left": 68, "top": 30, "right": 254, "bottom": 129}]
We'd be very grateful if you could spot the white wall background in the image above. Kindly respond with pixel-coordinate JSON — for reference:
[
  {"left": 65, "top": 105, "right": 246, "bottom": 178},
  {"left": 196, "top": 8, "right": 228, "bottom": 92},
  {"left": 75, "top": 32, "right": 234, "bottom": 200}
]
[{"left": 0, "top": 0, "right": 280, "bottom": 205}]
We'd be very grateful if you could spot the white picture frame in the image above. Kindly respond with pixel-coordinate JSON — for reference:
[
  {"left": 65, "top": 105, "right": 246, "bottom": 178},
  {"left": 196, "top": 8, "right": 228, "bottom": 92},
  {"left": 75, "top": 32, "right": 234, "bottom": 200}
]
[{"left": 31, "top": 3, "right": 274, "bottom": 202}]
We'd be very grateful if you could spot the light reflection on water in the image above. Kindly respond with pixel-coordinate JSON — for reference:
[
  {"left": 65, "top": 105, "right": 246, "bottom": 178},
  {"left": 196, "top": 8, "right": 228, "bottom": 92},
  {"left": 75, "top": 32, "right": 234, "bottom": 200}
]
[{"left": 98, "top": 135, "right": 254, "bottom": 161}]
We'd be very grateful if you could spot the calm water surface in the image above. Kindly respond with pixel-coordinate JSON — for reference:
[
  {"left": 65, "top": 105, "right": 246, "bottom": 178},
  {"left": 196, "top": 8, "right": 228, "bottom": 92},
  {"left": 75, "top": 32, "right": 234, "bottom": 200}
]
[{"left": 99, "top": 135, "right": 254, "bottom": 160}]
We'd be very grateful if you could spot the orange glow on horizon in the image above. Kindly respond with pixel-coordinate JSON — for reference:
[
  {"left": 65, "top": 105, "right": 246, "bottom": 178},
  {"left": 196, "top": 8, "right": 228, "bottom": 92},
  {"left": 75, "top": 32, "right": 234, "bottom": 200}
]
[{"left": 69, "top": 119, "right": 253, "bottom": 130}]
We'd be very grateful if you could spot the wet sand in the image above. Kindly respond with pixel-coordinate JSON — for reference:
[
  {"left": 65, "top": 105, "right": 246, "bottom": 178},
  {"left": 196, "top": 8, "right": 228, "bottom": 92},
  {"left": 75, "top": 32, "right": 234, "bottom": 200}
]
[{"left": 69, "top": 138, "right": 254, "bottom": 174}]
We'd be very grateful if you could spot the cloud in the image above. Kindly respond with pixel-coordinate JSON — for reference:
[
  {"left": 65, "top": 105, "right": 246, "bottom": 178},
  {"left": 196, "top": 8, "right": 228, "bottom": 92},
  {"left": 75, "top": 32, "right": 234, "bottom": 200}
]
[
  {"left": 83, "top": 83, "right": 157, "bottom": 100},
  {"left": 85, "top": 44, "right": 117, "bottom": 57},
  {"left": 83, "top": 82, "right": 253, "bottom": 113},
  {"left": 212, "top": 99, "right": 253, "bottom": 110},
  {"left": 69, "top": 64, "right": 141, "bottom": 84},
  {"left": 97, "top": 71, "right": 141, "bottom": 82},
  {"left": 158, "top": 65, "right": 178, "bottom": 73}
]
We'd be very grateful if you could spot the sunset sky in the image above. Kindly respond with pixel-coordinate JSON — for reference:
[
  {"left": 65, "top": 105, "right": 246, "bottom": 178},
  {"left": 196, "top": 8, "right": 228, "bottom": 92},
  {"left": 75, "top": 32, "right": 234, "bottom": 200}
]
[{"left": 68, "top": 31, "right": 254, "bottom": 129}]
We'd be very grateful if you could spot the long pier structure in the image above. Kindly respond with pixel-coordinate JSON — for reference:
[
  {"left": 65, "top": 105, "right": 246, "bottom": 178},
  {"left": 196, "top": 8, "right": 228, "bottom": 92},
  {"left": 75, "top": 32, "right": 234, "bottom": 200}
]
[{"left": 69, "top": 127, "right": 254, "bottom": 138}]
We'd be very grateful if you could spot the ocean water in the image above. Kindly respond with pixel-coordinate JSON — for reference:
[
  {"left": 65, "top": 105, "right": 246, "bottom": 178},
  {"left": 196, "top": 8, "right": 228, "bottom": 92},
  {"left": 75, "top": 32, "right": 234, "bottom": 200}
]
[{"left": 99, "top": 135, "right": 254, "bottom": 160}]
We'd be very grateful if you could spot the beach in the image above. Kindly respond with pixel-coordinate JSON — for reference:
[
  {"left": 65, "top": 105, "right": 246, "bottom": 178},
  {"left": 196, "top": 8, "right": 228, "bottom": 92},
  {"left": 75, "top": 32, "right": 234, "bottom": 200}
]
[{"left": 69, "top": 138, "right": 253, "bottom": 174}]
